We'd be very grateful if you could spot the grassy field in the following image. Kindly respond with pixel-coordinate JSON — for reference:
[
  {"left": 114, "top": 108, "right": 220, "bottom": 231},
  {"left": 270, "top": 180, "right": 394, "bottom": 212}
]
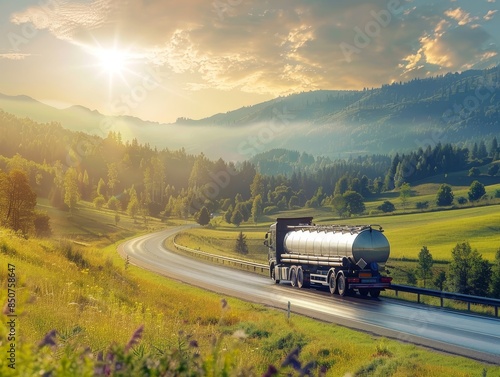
[
  {"left": 1, "top": 203, "right": 499, "bottom": 375},
  {"left": 1, "top": 228, "right": 499, "bottom": 376},
  {"left": 178, "top": 202, "right": 500, "bottom": 263}
]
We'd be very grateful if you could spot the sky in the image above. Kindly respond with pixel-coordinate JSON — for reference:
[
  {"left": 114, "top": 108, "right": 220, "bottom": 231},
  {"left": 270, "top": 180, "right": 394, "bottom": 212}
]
[{"left": 0, "top": 0, "right": 498, "bottom": 124}]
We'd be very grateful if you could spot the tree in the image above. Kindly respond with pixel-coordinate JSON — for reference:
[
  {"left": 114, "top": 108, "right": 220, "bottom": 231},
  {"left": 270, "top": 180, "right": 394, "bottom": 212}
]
[
  {"left": 114, "top": 212, "right": 121, "bottom": 226},
  {"left": 127, "top": 185, "right": 140, "bottom": 220},
  {"left": 406, "top": 269, "right": 417, "bottom": 285},
  {"left": 251, "top": 195, "right": 263, "bottom": 223},
  {"left": 33, "top": 211, "right": 52, "bottom": 237},
  {"left": 434, "top": 270, "right": 446, "bottom": 291},
  {"left": 64, "top": 167, "right": 80, "bottom": 212},
  {"left": 107, "top": 196, "right": 121, "bottom": 211},
  {"left": 107, "top": 162, "right": 120, "bottom": 195},
  {"left": 468, "top": 180, "right": 486, "bottom": 202},
  {"left": 468, "top": 167, "right": 480, "bottom": 177},
  {"left": 93, "top": 196, "right": 106, "bottom": 209},
  {"left": 235, "top": 231, "right": 248, "bottom": 254},
  {"left": 97, "top": 178, "right": 107, "bottom": 198},
  {"left": 224, "top": 205, "right": 233, "bottom": 224},
  {"left": 334, "top": 176, "right": 349, "bottom": 196},
  {"left": 448, "top": 242, "right": 491, "bottom": 296},
  {"left": 417, "top": 246, "right": 433, "bottom": 287},
  {"left": 127, "top": 197, "right": 140, "bottom": 221},
  {"left": 0, "top": 169, "right": 37, "bottom": 233},
  {"left": 490, "top": 137, "right": 498, "bottom": 158},
  {"left": 377, "top": 200, "right": 395, "bottom": 213},
  {"left": 195, "top": 206, "right": 211, "bottom": 226},
  {"left": 399, "top": 183, "right": 411, "bottom": 211},
  {"left": 343, "top": 191, "right": 365, "bottom": 216},
  {"left": 230, "top": 210, "right": 243, "bottom": 227},
  {"left": 491, "top": 249, "right": 500, "bottom": 298},
  {"left": 436, "top": 184, "right": 454, "bottom": 206},
  {"left": 250, "top": 173, "right": 265, "bottom": 199},
  {"left": 331, "top": 195, "right": 348, "bottom": 218}
]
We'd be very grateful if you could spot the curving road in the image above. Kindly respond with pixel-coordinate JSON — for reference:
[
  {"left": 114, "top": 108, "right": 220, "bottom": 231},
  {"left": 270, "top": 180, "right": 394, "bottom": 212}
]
[{"left": 118, "top": 226, "right": 500, "bottom": 365}]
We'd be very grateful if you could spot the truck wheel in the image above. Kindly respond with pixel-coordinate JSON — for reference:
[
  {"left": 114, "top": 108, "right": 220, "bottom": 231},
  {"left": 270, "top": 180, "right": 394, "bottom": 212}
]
[
  {"left": 359, "top": 289, "right": 369, "bottom": 297},
  {"left": 328, "top": 272, "right": 337, "bottom": 295},
  {"left": 297, "top": 267, "right": 309, "bottom": 289},
  {"left": 271, "top": 267, "right": 280, "bottom": 284},
  {"left": 370, "top": 289, "right": 381, "bottom": 298},
  {"left": 290, "top": 266, "right": 298, "bottom": 287},
  {"left": 337, "top": 274, "right": 347, "bottom": 296}
]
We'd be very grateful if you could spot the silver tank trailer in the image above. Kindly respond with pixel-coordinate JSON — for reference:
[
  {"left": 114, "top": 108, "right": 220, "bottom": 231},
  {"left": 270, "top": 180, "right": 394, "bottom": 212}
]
[{"left": 283, "top": 227, "right": 390, "bottom": 267}]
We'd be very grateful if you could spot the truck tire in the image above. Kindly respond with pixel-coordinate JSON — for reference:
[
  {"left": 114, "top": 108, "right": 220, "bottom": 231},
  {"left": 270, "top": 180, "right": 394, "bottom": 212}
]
[
  {"left": 290, "top": 266, "right": 298, "bottom": 287},
  {"left": 337, "top": 273, "right": 347, "bottom": 296},
  {"left": 328, "top": 272, "right": 337, "bottom": 295},
  {"left": 359, "top": 289, "right": 369, "bottom": 297},
  {"left": 369, "top": 289, "right": 380, "bottom": 298},
  {"left": 297, "top": 266, "right": 310, "bottom": 289}
]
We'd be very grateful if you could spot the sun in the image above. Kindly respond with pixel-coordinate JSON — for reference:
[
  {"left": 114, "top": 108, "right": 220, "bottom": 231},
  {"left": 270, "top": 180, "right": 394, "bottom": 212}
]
[{"left": 95, "top": 48, "right": 130, "bottom": 76}]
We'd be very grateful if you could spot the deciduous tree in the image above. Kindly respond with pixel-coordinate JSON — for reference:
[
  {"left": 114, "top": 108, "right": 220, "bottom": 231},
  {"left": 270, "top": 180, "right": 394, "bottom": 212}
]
[
  {"left": 468, "top": 180, "right": 486, "bottom": 202},
  {"left": 0, "top": 169, "right": 37, "bottom": 233},
  {"left": 417, "top": 246, "right": 433, "bottom": 287},
  {"left": 436, "top": 184, "right": 454, "bottom": 206},
  {"left": 64, "top": 167, "right": 80, "bottom": 212}
]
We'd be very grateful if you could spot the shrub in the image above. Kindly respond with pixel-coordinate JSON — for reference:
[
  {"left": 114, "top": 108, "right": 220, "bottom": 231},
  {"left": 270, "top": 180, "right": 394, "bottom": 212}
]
[
  {"left": 377, "top": 200, "right": 395, "bottom": 213},
  {"left": 93, "top": 196, "right": 106, "bottom": 209}
]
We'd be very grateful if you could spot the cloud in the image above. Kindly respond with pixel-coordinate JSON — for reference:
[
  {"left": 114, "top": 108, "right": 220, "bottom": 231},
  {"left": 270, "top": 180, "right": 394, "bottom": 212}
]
[
  {"left": 484, "top": 9, "right": 498, "bottom": 21},
  {"left": 7, "top": 0, "right": 500, "bottom": 95},
  {"left": 0, "top": 53, "right": 32, "bottom": 60},
  {"left": 444, "top": 7, "right": 479, "bottom": 25},
  {"left": 10, "top": 0, "right": 114, "bottom": 41}
]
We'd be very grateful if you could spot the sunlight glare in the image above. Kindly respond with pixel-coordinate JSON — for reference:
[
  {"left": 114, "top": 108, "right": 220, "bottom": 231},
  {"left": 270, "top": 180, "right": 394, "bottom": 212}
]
[{"left": 97, "top": 48, "right": 129, "bottom": 76}]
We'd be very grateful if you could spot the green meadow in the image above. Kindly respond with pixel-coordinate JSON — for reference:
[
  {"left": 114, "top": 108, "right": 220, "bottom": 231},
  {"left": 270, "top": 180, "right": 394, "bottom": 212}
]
[
  {"left": 178, "top": 202, "right": 500, "bottom": 263},
  {"left": 1, "top": 202, "right": 499, "bottom": 375}
]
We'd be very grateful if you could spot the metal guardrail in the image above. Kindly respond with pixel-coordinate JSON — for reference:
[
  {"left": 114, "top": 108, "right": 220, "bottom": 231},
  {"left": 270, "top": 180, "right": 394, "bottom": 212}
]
[
  {"left": 388, "top": 284, "right": 500, "bottom": 317},
  {"left": 172, "top": 236, "right": 500, "bottom": 317},
  {"left": 172, "top": 237, "right": 269, "bottom": 275}
]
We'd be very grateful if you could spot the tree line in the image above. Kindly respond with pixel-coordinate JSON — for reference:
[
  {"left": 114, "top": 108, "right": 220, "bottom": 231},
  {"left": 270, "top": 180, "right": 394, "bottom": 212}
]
[
  {"left": 0, "top": 110, "right": 499, "bottom": 231},
  {"left": 411, "top": 243, "right": 500, "bottom": 299}
]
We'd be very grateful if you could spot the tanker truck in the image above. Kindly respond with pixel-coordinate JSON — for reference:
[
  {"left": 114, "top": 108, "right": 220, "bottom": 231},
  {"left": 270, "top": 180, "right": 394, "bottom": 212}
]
[{"left": 265, "top": 217, "right": 392, "bottom": 297}]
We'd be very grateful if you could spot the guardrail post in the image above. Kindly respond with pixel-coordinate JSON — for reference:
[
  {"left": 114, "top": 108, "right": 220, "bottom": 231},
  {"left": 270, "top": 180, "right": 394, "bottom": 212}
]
[
  {"left": 440, "top": 297, "right": 443, "bottom": 307},
  {"left": 417, "top": 293, "right": 420, "bottom": 303},
  {"left": 496, "top": 306, "right": 498, "bottom": 317},
  {"left": 467, "top": 302, "right": 470, "bottom": 311}
]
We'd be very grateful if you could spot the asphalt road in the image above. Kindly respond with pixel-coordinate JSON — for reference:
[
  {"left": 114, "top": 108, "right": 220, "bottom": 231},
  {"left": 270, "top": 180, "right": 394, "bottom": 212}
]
[{"left": 118, "top": 226, "right": 500, "bottom": 365}]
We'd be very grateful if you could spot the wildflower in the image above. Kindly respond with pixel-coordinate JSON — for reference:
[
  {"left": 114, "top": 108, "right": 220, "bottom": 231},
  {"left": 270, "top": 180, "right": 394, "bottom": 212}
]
[
  {"left": 125, "top": 324, "right": 144, "bottom": 352},
  {"left": 38, "top": 329, "right": 58, "bottom": 348}
]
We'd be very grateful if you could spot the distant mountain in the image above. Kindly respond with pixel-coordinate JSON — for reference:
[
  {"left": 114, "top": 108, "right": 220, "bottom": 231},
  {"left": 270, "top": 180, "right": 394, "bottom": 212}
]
[
  {"left": 177, "top": 65, "right": 500, "bottom": 156},
  {"left": 1, "top": 65, "right": 499, "bottom": 160}
]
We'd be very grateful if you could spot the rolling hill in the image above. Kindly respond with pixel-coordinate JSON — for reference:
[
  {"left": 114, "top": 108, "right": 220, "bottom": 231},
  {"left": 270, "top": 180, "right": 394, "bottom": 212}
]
[{"left": 1, "top": 65, "right": 499, "bottom": 160}]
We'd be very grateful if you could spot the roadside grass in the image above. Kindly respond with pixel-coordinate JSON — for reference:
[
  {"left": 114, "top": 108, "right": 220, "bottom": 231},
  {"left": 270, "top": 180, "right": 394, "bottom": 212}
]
[
  {"left": 174, "top": 228, "right": 268, "bottom": 263},
  {"left": 1, "top": 228, "right": 498, "bottom": 376}
]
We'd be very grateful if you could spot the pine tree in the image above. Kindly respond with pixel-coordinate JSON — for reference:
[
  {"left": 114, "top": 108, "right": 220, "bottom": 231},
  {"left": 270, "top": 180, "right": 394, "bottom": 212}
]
[
  {"left": 195, "top": 206, "right": 211, "bottom": 226},
  {"left": 235, "top": 231, "right": 248, "bottom": 254}
]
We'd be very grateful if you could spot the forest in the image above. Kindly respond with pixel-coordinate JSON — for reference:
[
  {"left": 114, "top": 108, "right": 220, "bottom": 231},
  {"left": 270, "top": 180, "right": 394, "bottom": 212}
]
[{"left": 0, "top": 108, "right": 499, "bottom": 233}]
